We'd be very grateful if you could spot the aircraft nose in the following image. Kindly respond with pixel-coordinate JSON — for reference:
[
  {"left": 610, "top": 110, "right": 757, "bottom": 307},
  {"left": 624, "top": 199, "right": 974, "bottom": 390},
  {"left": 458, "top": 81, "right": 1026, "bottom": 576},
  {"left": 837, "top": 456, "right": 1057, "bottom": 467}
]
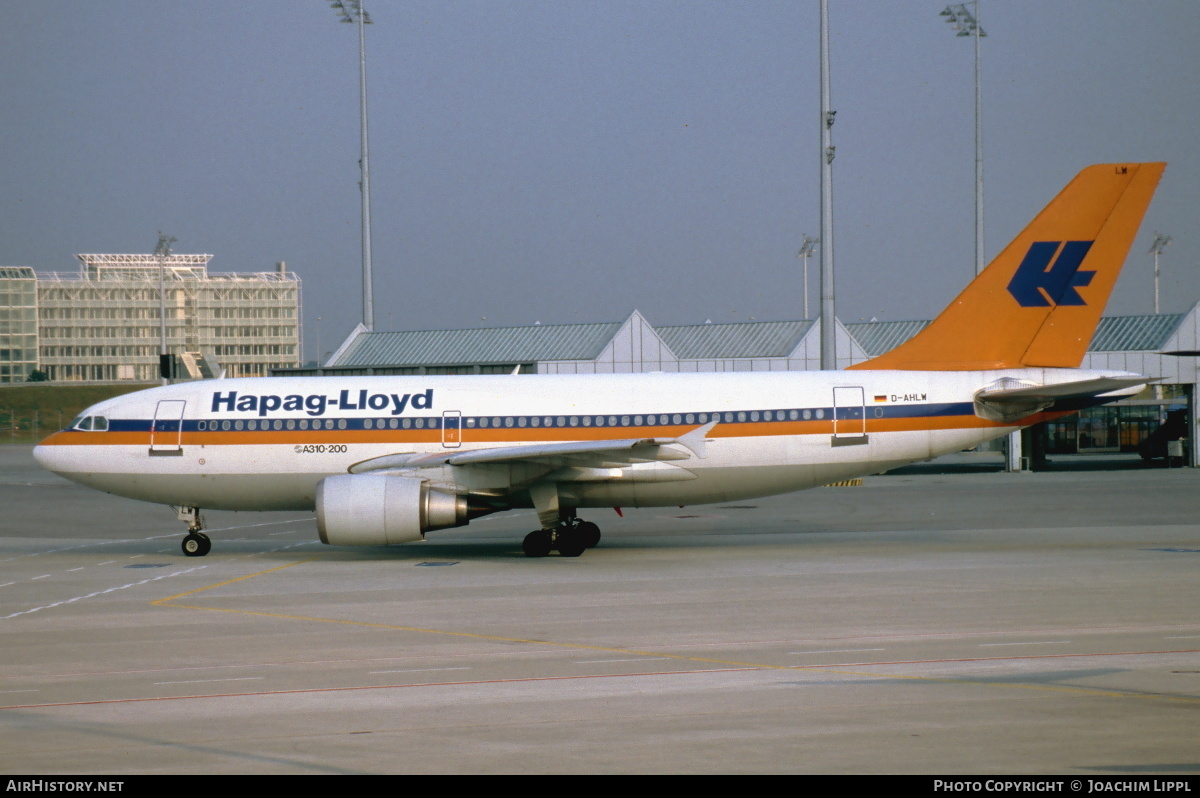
[{"left": 33, "top": 434, "right": 71, "bottom": 474}]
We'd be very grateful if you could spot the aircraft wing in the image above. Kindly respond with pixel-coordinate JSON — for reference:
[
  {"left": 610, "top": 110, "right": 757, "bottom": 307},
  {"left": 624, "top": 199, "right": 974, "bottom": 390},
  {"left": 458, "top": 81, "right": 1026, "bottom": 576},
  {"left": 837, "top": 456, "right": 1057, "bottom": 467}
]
[
  {"left": 349, "top": 420, "right": 717, "bottom": 474},
  {"left": 976, "top": 376, "right": 1150, "bottom": 403}
]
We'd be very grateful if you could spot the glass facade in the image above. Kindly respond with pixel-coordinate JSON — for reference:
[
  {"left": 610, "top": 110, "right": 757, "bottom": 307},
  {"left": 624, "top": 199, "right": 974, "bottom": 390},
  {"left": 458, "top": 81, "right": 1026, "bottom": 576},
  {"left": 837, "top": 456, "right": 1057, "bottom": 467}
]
[
  {"left": 0, "top": 267, "right": 39, "bottom": 383},
  {"left": 0, "top": 256, "right": 301, "bottom": 383},
  {"left": 36, "top": 255, "right": 300, "bottom": 382},
  {"left": 1042, "top": 402, "right": 1183, "bottom": 455}
]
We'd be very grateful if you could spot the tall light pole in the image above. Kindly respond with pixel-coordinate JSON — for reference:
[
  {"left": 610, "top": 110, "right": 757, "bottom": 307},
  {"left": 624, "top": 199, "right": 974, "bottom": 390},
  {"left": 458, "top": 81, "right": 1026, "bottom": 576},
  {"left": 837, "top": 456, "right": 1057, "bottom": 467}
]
[
  {"left": 155, "top": 232, "right": 176, "bottom": 386},
  {"left": 940, "top": 3, "right": 986, "bottom": 277},
  {"left": 819, "top": 0, "right": 837, "bottom": 370},
  {"left": 1148, "top": 232, "right": 1172, "bottom": 314},
  {"left": 315, "top": 316, "right": 323, "bottom": 368},
  {"left": 330, "top": 0, "right": 375, "bottom": 331},
  {"left": 797, "top": 235, "right": 819, "bottom": 320}
]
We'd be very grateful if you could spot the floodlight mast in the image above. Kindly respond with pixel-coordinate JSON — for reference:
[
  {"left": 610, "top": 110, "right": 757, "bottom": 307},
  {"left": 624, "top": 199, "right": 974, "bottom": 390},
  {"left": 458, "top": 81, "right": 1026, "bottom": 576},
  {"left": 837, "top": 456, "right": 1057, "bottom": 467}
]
[
  {"left": 154, "top": 232, "right": 176, "bottom": 386},
  {"left": 330, "top": 0, "right": 375, "bottom": 331},
  {"left": 940, "top": 2, "right": 986, "bottom": 278},
  {"left": 1148, "top": 232, "right": 1172, "bottom": 314},
  {"left": 801, "top": 235, "right": 820, "bottom": 319},
  {"left": 819, "top": 0, "right": 836, "bottom": 370}
]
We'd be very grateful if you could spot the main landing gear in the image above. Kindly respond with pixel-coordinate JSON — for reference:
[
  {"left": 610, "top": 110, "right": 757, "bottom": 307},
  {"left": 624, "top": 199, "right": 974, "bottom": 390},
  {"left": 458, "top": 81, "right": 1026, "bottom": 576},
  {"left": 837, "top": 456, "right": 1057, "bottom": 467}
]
[
  {"left": 522, "top": 519, "right": 601, "bottom": 558},
  {"left": 177, "top": 506, "right": 210, "bottom": 557}
]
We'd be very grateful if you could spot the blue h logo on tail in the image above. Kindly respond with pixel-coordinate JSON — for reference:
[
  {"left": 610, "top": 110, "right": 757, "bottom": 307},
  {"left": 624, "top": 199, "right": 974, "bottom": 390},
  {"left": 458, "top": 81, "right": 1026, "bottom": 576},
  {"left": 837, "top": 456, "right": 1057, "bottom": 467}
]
[{"left": 1007, "top": 241, "right": 1095, "bottom": 307}]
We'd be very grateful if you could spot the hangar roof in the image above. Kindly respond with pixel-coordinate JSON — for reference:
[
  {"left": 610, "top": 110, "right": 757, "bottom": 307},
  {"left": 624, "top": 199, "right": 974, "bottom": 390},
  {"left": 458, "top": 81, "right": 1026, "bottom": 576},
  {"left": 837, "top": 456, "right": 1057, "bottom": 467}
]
[
  {"left": 1088, "top": 313, "right": 1185, "bottom": 352},
  {"left": 302, "top": 309, "right": 1197, "bottom": 374},
  {"left": 657, "top": 320, "right": 813, "bottom": 359},
  {"left": 335, "top": 322, "right": 622, "bottom": 367}
]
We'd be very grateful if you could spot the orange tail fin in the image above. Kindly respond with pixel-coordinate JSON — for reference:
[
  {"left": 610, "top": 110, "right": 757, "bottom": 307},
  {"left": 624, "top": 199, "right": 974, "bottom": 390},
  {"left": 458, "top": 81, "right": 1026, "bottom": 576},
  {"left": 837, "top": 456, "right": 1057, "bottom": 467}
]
[{"left": 851, "top": 163, "right": 1165, "bottom": 371}]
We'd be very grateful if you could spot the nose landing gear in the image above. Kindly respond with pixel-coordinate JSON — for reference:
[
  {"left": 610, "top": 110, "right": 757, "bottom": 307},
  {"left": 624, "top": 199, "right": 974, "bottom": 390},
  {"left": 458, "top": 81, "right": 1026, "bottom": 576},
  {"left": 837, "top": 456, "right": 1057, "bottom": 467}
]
[{"left": 177, "top": 506, "right": 210, "bottom": 557}]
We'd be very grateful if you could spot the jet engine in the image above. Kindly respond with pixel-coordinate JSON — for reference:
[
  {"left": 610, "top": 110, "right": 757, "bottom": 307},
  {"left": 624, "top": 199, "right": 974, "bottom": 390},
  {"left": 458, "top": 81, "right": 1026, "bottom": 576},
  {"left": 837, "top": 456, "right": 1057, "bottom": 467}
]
[{"left": 316, "top": 474, "right": 471, "bottom": 546}]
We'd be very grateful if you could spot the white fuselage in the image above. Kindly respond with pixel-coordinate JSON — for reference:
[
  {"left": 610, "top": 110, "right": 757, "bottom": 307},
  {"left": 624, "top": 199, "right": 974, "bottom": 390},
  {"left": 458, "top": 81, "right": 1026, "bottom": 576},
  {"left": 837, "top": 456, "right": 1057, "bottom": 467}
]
[{"left": 33, "top": 368, "right": 1131, "bottom": 514}]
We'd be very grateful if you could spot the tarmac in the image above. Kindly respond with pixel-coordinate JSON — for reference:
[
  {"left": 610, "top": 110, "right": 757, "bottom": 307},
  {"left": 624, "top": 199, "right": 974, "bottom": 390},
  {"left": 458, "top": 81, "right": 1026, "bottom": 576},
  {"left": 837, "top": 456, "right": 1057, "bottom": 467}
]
[{"left": 1, "top": 444, "right": 1197, "bottom": 774}]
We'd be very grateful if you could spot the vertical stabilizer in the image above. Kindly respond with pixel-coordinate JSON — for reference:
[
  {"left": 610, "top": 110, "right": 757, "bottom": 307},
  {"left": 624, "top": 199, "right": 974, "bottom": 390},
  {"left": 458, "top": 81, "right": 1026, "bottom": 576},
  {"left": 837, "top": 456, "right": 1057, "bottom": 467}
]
[{"left": 851, "top": 163, "right": 1165, "bottom": 371}]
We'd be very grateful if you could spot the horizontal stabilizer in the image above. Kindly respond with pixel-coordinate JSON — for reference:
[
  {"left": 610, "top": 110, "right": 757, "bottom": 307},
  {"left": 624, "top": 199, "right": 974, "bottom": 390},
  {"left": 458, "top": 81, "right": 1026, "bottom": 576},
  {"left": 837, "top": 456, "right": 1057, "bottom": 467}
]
[{"left": 976, "top": 376, "right": 1149, "bottom": 403}]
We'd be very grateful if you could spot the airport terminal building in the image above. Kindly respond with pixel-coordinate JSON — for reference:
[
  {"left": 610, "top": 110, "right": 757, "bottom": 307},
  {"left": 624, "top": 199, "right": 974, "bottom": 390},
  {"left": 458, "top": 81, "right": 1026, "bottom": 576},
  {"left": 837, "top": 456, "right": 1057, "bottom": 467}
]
[
  {"left": 0, "top": 254, "right": 301, "bottom": 383},
  {"left": 280, "top": 307, "right": 1200, "bottom": 466}
]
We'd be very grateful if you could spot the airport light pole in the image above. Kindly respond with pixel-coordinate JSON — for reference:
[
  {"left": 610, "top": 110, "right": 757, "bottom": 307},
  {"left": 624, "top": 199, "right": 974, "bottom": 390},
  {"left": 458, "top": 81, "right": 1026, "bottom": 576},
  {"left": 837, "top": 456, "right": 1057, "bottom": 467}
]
[
  {"left": 315, "top": 316, "right": 322, "bottom": 368},
  {"left": 797, "top": 235, "right": 819, "bottom": 320},
  {"left": 155, "top": 232, "right": 176, "bottom": 386},
  {"left": 1148, "top": 232, "right": 1172, "bottom": 314},
  {"left": 940, "top": 3, "right": 986, "bottom": 277},
  {"left": 330, "top": 0, "right": 375, "bottom": 331},
  {"left": 819, "top": 0, "right": 837, "bottom": 370}
]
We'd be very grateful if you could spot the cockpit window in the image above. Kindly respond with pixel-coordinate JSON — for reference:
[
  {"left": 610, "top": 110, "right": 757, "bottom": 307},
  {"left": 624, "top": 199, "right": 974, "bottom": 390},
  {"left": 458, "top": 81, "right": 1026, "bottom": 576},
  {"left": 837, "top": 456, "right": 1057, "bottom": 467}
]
[{"left": 72, "top": 416, "right": 108, "bottom": 432}]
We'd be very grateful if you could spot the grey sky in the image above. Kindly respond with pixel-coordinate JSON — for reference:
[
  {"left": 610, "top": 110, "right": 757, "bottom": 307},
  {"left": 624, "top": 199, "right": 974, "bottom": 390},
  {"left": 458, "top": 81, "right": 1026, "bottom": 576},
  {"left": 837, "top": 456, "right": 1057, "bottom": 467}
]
[{"left": 2, "top": 1, "right": 1196, "bottom": 362}]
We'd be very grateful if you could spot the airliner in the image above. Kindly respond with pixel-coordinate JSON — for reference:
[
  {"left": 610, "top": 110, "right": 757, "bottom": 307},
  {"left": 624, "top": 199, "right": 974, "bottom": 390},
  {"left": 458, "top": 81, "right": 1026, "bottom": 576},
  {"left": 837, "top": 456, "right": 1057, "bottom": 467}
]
[{"left": 34, "top": 163, "right": 1165, "bottom": 558}]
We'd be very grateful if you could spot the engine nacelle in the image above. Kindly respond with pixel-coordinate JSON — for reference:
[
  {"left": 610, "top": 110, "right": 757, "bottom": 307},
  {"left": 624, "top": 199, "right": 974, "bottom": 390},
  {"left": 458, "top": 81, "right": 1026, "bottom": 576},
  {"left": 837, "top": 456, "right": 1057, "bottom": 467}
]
[{"left": 316, "top": 474, "right": 470, "bottom": 546}]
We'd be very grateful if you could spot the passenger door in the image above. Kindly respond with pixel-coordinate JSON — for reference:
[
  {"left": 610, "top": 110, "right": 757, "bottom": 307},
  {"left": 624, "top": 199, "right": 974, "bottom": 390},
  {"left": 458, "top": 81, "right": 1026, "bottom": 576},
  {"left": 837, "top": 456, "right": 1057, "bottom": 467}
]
[
  {"left": 831, "top": 386, "right": 868, "bottom": 447},
  {"left": 150, "top": 400, "right": 186, "bottom": 456}
]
